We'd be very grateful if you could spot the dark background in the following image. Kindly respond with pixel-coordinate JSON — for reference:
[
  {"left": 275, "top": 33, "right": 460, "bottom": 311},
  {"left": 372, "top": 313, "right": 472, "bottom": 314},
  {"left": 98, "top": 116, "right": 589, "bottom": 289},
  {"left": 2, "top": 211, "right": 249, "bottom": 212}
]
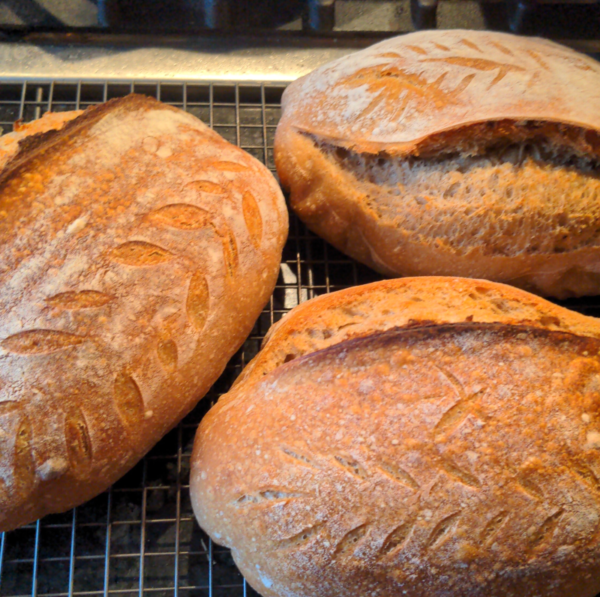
[{"left": 0, "top": 0, "right": 598, "bottom": 38}]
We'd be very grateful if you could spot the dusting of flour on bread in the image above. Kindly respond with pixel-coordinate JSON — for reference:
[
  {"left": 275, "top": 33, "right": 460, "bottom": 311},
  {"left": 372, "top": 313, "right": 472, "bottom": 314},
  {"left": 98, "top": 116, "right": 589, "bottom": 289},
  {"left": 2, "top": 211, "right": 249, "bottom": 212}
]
[{"left": 282, "top": 30, "right": 600, "bottom": 151}]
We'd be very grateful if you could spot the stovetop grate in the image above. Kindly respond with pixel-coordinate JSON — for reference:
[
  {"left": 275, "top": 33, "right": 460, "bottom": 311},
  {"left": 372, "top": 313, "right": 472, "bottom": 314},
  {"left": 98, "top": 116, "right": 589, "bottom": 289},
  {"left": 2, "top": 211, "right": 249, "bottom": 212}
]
[{"left": 1, "top": 77, "right": 600, "bottom": 597}]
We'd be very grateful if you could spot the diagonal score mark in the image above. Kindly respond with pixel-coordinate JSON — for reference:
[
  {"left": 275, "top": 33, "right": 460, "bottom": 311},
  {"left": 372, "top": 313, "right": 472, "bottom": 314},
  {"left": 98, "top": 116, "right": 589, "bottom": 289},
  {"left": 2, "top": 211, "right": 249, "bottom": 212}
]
[
  {"left": 527, "top": 50, "right": 550, "bottom": 72},
  {"left": 480, "top": 511, "right": 508, "bottom": 546},
  {"left": 357, "top": 92, "right": 388, "bottom": 122},
  {"left": 439, "top": 457, "right": 481, "bottom": 489},
  {"left": 488, "top": 67, "right": 513, "bottom": 89},
  {"left": 380, "top": 519, "right": 415, "bottom": 557},
  {"left": 343, "top": 63, "right": 459, "bottom": 117},
  {"left": 333, "top": 454, "right": 368, "bottom": 481},
  {"left": 1, "top": 329, "right": 86, "bottom": 355},
  {"left": 531, "top": 509, "right": 564, "bottom": 549},
  {"left": 375, "top": 461, "right": 420, "bottom": 491},
  {"left": 431, "top": 363, "right": 486, "bottom": 438},
  {"left": 434, "top": 398, "right": 476, "bottom": 437},
  {"left": 490, "top": 40, "right": 514, "bottom": 56},
  {"left": 426, "top": 512, "right": 461, "bottom": 550},
  {"left": 423, "top": 57, "right": 525, "bottom": 74},
  {"left": 232, "top": 489, "right": 310, "bottom": 507},
  {"left": 277, "top": 523, "right": 324, "bottom": 550},
  {"left": 460, "top": 38, "right": 482, "bottom": 53},
  {"left": 333, "top": 523, "right": 370, "bottom": 559},
  {"left": 568, "top": 458, "right": 600, "bottom": 491},
  {"left": 422, "top": 57, "right": 526, "bottom": 95},
  {"left": 515, "top": 472, "right": 544, "bottom": 501},
  {"left": 406, "top": 45, "right": 428, "bottom": 56},
  {"left": 379, "top": 52, "right": 402, "bottom": 59},
  {"left": 430, "top": 362, "right": 467, "bottom": 400},
  {"left": 279, "top": 446, "right": 321, "bottom": 471},
  {"left": 452, "top": 73, "right": 476, "bottom": 96}
]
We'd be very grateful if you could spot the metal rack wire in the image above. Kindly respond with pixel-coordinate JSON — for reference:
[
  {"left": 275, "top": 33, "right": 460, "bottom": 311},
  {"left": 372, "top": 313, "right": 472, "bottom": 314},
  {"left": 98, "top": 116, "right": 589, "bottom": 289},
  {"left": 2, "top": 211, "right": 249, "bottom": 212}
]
[{"left": 1, "top": 77, "right": 600, "bottom": 597}]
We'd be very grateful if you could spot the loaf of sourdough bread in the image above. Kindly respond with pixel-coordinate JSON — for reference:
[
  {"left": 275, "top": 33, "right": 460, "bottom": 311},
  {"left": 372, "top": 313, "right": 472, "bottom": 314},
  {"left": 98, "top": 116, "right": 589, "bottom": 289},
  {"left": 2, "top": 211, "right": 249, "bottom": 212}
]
[
  {"left": 191, "top": 277, "right": 600, "bottom": 597},
  {"left": 275, "top": 30, "right": 600, "bottom": 298},
  {"left": 0, "top": 94, "right": 288, "bottom": 531}
]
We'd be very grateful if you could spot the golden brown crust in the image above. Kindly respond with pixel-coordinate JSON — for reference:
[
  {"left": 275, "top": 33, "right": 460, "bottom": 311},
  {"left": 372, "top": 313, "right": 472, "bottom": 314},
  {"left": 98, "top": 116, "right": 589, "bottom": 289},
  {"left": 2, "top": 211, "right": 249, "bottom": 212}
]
[
  {"left": 275, "top": 34, "right": 600, "bottom": 299},
  {"left": 0, "top": 109, "right": 82, "bottom": 170},
  {"left": 192, "top": 290, "right": 600, "bottom": 596},
  {"left": 0, "top": 94, "right": 288, "bottom": 531},
  {"left": 233, "top": 277, "right": 600, "bottom": 393},
  {"left": 279, "top": 30, "right": 600, "bottom": 156}
]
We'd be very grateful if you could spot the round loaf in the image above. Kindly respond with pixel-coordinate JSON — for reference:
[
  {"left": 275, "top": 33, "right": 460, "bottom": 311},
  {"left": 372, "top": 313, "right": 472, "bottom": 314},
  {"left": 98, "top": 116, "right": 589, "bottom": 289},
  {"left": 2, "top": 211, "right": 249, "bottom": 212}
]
[
  {"left": 191, "top": 277, "right": 600, "bottom": 597},
  {"left": 274, "top": 30, "right": 600, "bottom": 298},
  {"left": 0, "top": 94, "right": 288, "bottom": 531}
]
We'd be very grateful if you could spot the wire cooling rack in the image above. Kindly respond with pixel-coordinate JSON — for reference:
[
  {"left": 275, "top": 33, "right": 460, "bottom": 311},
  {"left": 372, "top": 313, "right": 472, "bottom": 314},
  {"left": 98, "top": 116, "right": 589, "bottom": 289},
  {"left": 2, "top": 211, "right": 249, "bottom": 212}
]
[{"left": 1, "top": 78, "right": 600, "bottom": 597}]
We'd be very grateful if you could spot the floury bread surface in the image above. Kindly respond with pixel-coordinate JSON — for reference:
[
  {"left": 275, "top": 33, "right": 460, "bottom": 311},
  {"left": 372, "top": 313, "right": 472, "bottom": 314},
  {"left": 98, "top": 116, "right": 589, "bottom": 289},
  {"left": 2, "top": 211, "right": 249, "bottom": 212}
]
[
  {"left": 191, "top": 277, "right": 600, "bottom": 597},
  {"left": 0, "top": 94, "right": 288, "bottom": 531},
  {"left": 274, "top": 30, "right": 600, "bottom": 298}
]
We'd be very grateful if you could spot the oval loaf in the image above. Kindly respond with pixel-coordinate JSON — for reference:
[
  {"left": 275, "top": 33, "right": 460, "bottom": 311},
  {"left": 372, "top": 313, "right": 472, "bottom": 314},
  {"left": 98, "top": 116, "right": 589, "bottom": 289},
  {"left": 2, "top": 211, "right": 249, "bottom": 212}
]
[
  {"left": 192, "top": 277, "right": 600, "bottom": 597},
  {"left": 275, "top": 30, "right": 600, "bottom": 298},
  {"left": 0, "top": 94, "right": 288, "bottom": 531}
]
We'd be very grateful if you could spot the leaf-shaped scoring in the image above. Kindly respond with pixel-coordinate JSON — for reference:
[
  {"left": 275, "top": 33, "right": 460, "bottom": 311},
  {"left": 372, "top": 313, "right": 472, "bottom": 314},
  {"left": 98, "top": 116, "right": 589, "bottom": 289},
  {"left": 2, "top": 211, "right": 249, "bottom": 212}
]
[
  {"left": 1, "top": 330, "right": 85, "bottom": 355},
  {"left": 333, "top": 524, "right": 370, "bottom": 559},
  {"left": 380, "top": 520, "right": 415, "bottom": 556},
  {"left": 46, "top": 290, "right": 113, "bottom": 310},
  {"left": 157, "top": 339, "right": 178, "bottom": 374},
  {"left": 426, "top": 512, "right": 461, "bottom": 550},
  {"left": 530, "top": 510, "right": 564, "bottom": 549},
  {"left": 211, "top": 161, "right": 248, "bottom": 172},
  {"left": 219, "top": 228, "right": 239, "bottom": 280},
  {"left": 185, "top": 180, "right": 227, "bottom": 195},
  {"left": 242, "top": 191, "right": 263, "bottom": 249},
  {"left": 64, "top": 407, "right": 93, "bottom": 472},
  {"left": 187, "top": 272, "right": 210, "bottom": 331},
  {"left": 110, "top": 241, "right": 174, "bottom": 266},
  {"left": 146, "top": 204, "right": 212, "bottom": 230},
  {"left": 15, "top": 416, "right": 35, "bottom": 494},
  {"left": 113, "top": 372, "right": 145, "bottom": 428}
]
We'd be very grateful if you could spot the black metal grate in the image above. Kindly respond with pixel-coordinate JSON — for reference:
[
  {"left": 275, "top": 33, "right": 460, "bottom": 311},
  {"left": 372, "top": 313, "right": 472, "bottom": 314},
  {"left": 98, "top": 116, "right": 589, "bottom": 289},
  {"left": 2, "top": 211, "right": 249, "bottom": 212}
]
[{"left": 1, "top": 78, "right": 600, "bottom": 597}]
